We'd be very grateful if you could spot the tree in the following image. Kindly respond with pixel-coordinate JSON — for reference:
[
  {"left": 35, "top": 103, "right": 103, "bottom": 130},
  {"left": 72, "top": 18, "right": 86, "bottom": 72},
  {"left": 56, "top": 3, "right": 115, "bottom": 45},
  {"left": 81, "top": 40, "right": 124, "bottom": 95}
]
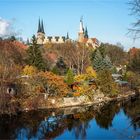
[
  {"left": 26, "top": 35, "right": 46, "bottom": 71},
  {"left": 104, "top": 43, "right": 126, "bottom": 66},
  {"left": 128, "top": 49, "right": 140, "bottom": 73},
  {"left": 44, "top": 42, "right": 91, "bottom": 74},
  {"left": 92, "top": 49, "right": 104, "bottom": 71},
  {"left": 97, "top": 69, "right": 118, "bottom": 96},
  {"left": 129, "top": 0, "right": 140, "bottom": 39},
  {"left": 9, "top": 36, "right": 16, "bottom": 41},
  {"left": 91, "top": 49, "right": 112, "bottom": 71},
  {"left": 65, "top": 69, "right": 74, "bottom": 85},
  {"left": 55, "top": 57, "right": 67, "bottom": 75}
]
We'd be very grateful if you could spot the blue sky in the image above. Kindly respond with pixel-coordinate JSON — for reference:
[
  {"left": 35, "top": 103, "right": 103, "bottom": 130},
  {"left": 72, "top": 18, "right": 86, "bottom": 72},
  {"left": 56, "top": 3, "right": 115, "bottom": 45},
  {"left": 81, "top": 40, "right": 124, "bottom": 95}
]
[{"left": 0, "top": 0, "right": 139, "bottom": 50}]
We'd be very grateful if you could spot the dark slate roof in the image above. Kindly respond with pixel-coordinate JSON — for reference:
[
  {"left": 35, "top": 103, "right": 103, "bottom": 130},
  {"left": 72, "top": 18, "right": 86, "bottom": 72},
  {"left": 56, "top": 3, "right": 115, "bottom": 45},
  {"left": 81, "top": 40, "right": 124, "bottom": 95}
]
[
  {"left": 41, "top": 20, "right": 45, "bottom": 33},
  {"left": 37, "top": 19, "right": 42, "bottom": 33}
]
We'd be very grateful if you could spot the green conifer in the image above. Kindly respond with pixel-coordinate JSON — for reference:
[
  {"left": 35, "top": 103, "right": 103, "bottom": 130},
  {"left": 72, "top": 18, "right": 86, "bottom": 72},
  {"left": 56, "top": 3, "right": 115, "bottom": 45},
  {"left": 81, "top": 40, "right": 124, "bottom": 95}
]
[
  {"left": 66, "top": 69, "right": 74, "bottom": 85},
  {"left": 26, "top": 35, "right": 46, "bottom": 71}
]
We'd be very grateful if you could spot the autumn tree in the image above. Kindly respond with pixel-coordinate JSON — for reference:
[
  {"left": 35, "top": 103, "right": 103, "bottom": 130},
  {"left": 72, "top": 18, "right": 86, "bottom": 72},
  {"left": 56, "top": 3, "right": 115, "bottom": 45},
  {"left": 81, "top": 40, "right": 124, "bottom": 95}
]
[
  {"left": 104, "top": 43, "right": 127, "bottom": 66},
  {"left": 26, "top": 35, "right": 46, "bottom": 71},
  {"left": 44, "top": 42, "right": 91, "bottom": 74},
  {"left": 128, "top": 49, "right": 140, "bottom": 73}
]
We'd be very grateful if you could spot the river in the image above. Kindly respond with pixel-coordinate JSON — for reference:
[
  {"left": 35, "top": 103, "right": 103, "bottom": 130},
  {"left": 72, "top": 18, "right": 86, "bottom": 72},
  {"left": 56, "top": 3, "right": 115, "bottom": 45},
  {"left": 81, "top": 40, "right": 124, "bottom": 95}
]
[{"left": 0, "top": 97, "right": 140, "bottom": 140}]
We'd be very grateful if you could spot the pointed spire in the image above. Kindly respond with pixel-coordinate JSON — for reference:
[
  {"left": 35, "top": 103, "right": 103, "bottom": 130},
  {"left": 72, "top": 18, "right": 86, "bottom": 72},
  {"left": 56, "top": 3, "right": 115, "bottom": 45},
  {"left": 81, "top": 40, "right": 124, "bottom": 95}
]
[
  {"left": 84, "top": 26, "right": 89, "bottom": 38},
  {"left": 79, "top": 17, "right": 84, "bottom": 33},
  {"left": 66, "top": 32, "right": 69, "bottom": 39},
  {"left": 41, "top": 19, "right": 45, "bottom": 33},
  {"left": 37, "top": 18, "right": 41, "bottom": 33}
]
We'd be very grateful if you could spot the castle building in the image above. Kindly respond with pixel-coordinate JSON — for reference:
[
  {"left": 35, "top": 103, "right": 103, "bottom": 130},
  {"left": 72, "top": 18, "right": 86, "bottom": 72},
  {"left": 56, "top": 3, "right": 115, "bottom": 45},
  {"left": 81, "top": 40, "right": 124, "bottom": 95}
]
[
  {"left": 78, "top": 18, "right": 99, "bottom": 49},
  {"left": 37, "top": 19, "right": 68, "bottom": 44},
  {"left": 36, "top": 18, "right": 99, "bottom": 49}
]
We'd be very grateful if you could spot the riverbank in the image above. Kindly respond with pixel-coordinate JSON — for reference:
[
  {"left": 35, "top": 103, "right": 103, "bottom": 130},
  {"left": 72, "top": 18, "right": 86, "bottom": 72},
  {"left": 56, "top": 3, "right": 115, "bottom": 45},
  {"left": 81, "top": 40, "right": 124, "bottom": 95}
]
[{"left": 31, "top": 89, "right": 140, "bottom": 112}]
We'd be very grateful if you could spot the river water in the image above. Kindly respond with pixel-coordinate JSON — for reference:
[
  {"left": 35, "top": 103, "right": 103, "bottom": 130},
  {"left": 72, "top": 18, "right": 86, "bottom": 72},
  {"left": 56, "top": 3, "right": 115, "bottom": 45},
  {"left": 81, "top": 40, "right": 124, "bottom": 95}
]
[{"left": 0, "top": 97, "right": 140, "bottom": 140}]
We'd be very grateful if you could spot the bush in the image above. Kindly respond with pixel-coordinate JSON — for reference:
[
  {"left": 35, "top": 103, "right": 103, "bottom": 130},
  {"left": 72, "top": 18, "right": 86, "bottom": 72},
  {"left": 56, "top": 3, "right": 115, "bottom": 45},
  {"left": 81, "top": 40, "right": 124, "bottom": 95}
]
[{"left": 22, "top": 65, "right": 38, "bottom": 76}]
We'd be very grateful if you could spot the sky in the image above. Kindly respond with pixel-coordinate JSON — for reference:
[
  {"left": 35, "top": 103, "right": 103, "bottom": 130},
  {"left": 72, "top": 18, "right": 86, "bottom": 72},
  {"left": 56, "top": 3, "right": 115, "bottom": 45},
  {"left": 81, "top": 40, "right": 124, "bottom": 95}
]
[{"left": 0, "top": 0, "right": 139, "bottom": 50}]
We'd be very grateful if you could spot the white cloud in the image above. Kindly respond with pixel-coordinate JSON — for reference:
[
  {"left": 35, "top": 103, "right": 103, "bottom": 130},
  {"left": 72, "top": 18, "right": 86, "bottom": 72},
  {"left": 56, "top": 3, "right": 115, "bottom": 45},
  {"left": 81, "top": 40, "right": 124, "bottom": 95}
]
[{"left": 0, "top": 17, "right": 19, "bottom": 38}]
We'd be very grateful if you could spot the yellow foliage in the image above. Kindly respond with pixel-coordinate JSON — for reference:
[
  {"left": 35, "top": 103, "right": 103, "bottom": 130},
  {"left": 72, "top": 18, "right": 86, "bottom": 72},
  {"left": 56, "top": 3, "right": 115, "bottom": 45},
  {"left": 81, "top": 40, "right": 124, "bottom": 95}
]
[
  {"left": 74, "top": 74, "right": 87, "bottom": 82},
  {"left": 74, "top": 67, "right": 96, "bottom": 82},
  {"left": 22, "top": 65, "right": 38, "bottom": 76},
  {"left": 86, "top": 66, "right": 97, "bottom": 79}
]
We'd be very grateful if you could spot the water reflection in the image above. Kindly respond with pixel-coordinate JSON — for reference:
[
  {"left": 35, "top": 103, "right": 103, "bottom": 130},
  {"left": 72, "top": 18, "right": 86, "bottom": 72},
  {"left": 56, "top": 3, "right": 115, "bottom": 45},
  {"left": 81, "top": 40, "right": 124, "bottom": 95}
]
[{"left": 0, "top": 97, "right": 140, "bottom": 140}]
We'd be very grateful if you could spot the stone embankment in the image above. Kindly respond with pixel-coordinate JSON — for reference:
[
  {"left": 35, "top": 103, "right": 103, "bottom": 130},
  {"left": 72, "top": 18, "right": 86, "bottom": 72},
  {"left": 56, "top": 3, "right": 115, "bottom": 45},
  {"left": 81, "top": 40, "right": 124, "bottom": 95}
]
[{"left": 43, "top": 90, "right": 139, "bottom": 110}]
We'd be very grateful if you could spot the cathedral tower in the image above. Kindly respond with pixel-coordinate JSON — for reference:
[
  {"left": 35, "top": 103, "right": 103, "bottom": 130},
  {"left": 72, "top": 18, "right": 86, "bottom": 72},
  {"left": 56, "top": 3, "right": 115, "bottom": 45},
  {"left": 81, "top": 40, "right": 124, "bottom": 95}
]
[
  {"left": 37, "top": 19, "right": 45, "bottom": 45},
  {"left": 84, "top": 26, "right": 89, "bottom": 39},
  {"left": 78, "top": 18, "right": 84, "bottom": 42}
]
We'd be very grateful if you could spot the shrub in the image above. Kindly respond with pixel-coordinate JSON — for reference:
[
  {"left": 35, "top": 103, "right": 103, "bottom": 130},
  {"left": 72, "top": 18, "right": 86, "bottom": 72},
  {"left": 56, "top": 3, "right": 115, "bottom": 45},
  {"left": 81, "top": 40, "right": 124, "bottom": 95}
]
[{"left": 22, "top": 65, "right": 38, "bottom": 76}]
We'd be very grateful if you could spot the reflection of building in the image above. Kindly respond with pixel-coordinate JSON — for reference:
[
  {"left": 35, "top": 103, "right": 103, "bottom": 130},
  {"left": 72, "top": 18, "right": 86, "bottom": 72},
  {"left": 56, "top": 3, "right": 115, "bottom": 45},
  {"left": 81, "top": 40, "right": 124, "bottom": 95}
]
[
  {"left": 37, "top": 19, "right": 68, "bottom": 44},
  {"left": 78, "top": 18, "right": 99, "bottom": 49}
]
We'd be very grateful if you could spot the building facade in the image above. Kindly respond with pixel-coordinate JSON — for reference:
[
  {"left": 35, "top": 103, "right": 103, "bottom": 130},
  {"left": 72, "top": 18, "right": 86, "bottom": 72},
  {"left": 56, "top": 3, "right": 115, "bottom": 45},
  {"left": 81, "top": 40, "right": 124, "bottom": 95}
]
[
  {"left": 78, "top": 18, "right": 99, "bottom": 49},
  {"left": 36, "top": 18, "right": 99, "bottom": 48},
  {"left": 36, "top": 19, "right": 68, "bottom": 44}
]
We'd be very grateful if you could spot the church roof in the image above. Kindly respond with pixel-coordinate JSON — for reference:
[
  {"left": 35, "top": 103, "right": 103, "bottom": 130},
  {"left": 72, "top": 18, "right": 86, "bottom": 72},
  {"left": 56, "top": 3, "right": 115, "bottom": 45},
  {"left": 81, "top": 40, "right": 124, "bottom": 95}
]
[
  {"left": 37, "top": 19, "right": 42, "bottom": 33},
  {"left": 37, "top": 18, "right": 45, "bottom": 33},
  {"left": 41, "top": 20, "right": 45, "bottom": 33}
]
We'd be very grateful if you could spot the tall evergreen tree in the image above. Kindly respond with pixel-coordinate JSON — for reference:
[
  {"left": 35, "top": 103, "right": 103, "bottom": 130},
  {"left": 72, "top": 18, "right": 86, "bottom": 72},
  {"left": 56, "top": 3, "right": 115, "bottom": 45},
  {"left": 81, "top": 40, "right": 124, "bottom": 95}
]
[
  {"left": 92, "top": 49, "right": 104, "bottom": 71},
  {"left": 92, "top": 48, "right": 112, "bottom": 71},
  {"left": 65, "top": 69, "right": 74, "bottom": 85},
  {"left": 26, "top": 35, "right": 46, "bottom": 71},
  {"left": 98, "top": 43, "right": 106, "bottom": 58}
]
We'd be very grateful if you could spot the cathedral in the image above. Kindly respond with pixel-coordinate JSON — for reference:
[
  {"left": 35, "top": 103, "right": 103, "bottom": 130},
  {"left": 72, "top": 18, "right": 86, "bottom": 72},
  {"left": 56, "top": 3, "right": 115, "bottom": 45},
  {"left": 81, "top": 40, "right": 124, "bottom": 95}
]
[
  {"left": 36, "top": 18, "right": 99, "bottom": 49},
  {"left": 78, "top": 18, "right": 99, "bottom": 49},
  {"left": 36, "top": 19, "right": 68, "bottom": 44}
]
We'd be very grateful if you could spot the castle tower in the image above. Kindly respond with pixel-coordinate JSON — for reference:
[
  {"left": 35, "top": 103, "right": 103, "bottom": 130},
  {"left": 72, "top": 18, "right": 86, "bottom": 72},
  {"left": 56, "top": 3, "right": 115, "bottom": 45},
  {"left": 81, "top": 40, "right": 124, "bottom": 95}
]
[
  {"left": 84, "top": 26, "right": 89, "bottom": 39},
  {"left": 37, "top": 18, "right": 45, "bottom": 45},
  {"left": 78, "top": 18, "right": 84, "bottom": 42},
  {"left": 66, "top": 32, "right": 69, "bottom": 39}
]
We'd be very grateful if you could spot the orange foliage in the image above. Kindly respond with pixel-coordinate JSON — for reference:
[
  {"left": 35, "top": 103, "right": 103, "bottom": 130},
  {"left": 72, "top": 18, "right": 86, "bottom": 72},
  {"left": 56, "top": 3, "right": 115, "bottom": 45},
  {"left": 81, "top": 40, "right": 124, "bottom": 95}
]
[
  {"left": 37, "top": 71, "right": 69, "bottom": 97},
  {"left": 73, "top": 92, "right": 80, "bottom": 97}
]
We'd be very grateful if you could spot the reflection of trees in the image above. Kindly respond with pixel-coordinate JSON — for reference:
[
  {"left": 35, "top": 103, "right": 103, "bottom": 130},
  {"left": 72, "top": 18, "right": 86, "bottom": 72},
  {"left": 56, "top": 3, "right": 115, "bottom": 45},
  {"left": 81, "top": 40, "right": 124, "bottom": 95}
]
[
  {"left": 0, "top": 110, "right": 64, "bottom": 139},
  {"left": 95, "top": 102, "right": 120, "bottom": 129},
  {"left": 65, "top": 107, "right": 96, "bottom": 139},
  {"left": 66, "top": 114, "right": 89, "bottom": 139},
  {"left": 123, "top": 98, "right": 140, "bottom": 129},
  {"left": 1, "top": 98, "right": 140, "bottom": 139}
]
